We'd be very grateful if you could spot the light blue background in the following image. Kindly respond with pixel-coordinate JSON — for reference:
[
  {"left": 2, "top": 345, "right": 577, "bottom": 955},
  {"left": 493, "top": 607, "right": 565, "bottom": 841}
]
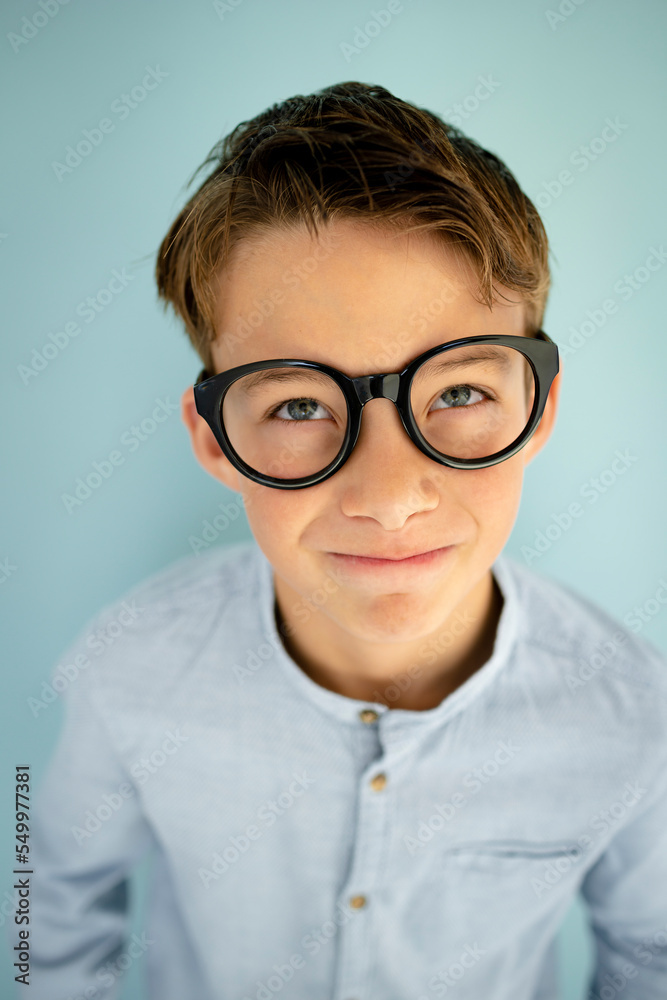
[{"left": 2, "top": 0, "right": 666, "bottom": 996}]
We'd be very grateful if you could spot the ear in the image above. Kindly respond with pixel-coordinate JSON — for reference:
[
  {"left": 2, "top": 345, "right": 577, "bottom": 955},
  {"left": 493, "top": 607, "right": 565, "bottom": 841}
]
[
  {"left": 180, "top": 385, "right": 242, "bottom": 491},
  {"left": 521, "top": 368, "right": 561, "bottom": 465}
]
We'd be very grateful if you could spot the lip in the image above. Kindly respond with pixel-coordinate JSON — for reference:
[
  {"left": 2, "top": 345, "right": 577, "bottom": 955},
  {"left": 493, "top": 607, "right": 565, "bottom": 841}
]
[{"left": 327, "top": 545, "right": 454, "bottom": 569}]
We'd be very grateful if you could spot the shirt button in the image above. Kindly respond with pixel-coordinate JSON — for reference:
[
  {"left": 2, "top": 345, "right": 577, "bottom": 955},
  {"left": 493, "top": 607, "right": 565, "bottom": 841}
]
[
  {"left": 349, "top": 894, "right": 367, "bottom": 909},
  {"left": 359, "top": 709, "right": 379, "bottom": 724},
  {"left": 369, "top": 772, "right": 387, "bottom": 791}
]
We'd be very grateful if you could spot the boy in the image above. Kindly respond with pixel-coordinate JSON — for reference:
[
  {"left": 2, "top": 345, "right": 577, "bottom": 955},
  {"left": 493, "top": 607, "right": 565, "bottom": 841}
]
[{"left": 25, "top": 82, "right": 667, "bottom": 1000}]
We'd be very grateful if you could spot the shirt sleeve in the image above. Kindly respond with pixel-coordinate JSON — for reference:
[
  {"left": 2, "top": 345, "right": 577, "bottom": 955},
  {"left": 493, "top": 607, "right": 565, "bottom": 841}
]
[
  {"left": 22, "top": 657, "right": 154, "bottom": 1000},
  {"left": 580, "top": 762, "right": 667, "bottom": 999}
]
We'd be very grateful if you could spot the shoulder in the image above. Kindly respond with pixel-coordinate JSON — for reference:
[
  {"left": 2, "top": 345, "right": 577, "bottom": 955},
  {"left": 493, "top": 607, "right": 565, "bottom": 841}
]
[
  {"left": 91, "top": 539, "right": 259, "bottom": 630},
  {"left": 55, "top": 541, "right": 263, "bottom": 699},
  {"left": 109, "top": 540, "right": 258, "bottom": 615},
  {"left": 497, "top": 555, "right": 667, "bottom": 688},
  {"left": 496, "top": 555, "right": 667, "bottom": 791}
]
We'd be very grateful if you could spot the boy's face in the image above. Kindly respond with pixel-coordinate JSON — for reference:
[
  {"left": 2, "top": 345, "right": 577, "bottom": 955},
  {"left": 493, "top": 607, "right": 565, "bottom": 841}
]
[{"left": 182, "top": 219, "right": 559, "bottom": 646}]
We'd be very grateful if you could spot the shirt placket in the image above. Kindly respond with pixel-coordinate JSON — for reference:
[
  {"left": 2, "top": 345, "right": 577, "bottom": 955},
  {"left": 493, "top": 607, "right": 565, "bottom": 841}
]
[{"left": 331, "top": 705, "right": 396, "bottom": 1000}]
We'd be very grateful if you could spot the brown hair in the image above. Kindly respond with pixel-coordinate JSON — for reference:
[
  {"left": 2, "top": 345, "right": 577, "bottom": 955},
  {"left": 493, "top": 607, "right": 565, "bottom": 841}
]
[{"left": 156, "top": 81, "right": 550, "bottom": 374}]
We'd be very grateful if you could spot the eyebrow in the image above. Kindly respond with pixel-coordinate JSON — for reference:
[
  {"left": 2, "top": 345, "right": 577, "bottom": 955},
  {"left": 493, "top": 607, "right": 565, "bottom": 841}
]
[
  {"left": 238, "top": 346, "right": 515, "bottom": 393},
  {"left": 411, "top": 347, "right": 514, "bottom": 383},
  {"left": 240, "top": 368, "right": 337, "bottom": 395}
]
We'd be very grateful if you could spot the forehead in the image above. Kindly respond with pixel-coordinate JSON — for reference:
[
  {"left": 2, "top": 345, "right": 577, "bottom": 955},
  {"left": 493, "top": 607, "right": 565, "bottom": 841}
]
[{"left": 210, "top": 219, "right": 527, "bottom": 374}]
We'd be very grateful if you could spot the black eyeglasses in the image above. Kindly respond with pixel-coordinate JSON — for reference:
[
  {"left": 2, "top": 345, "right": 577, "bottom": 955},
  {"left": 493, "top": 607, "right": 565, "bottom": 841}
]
[{"left": 194, "top": 332, "right": 559, "bottom": 490}]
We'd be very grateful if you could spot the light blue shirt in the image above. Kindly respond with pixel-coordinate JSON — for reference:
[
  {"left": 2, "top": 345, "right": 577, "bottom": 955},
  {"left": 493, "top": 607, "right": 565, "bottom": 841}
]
[{"left": 21, "top": 542, "right": 667, "bottom": 999}]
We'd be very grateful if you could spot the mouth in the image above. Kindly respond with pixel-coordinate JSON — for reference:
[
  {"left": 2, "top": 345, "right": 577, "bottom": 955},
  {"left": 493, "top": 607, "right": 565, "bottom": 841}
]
[{"left": 326, "top": 546, "right": 454, "bottom": 569}]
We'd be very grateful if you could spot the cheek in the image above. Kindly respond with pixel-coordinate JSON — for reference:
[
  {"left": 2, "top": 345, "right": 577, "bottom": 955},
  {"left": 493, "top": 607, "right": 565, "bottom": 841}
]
[
  {"left": 454, "top": 460, "right": 524, "bottom": 535},
  {"left": 240, "top": 484, "right": 311, "bottom": 554}
]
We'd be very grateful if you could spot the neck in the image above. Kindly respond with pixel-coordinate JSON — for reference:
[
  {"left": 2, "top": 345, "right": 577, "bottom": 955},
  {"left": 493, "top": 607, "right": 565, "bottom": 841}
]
[{"left": 272, "top": 571, "right": 504, "bottom": 711}]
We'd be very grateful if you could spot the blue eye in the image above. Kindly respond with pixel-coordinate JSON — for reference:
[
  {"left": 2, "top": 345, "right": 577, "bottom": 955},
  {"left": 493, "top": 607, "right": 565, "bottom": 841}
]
[
  {"left": 274, "top": 398, "right": 330, "bottom": 421},
  {"left": 432, "top": 386, "right": 485, "bottom": 409}
]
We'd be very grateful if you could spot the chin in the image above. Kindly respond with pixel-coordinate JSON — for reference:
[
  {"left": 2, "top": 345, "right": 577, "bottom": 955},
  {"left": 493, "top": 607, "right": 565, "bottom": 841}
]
[{"left": 339, "top": 595, "right": 445, "bottom": 643}]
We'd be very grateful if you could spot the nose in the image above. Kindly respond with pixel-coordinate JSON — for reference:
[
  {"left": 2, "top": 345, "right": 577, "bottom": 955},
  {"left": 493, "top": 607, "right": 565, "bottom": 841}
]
[{"left": 336, "top": 397, "right": 442, "bottom": 530}]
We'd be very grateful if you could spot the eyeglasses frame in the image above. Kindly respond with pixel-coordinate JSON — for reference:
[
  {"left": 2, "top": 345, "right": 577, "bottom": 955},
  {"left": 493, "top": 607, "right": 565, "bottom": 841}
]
[{"left": 193, "top": 331, "right": 560, "bottom": 490}]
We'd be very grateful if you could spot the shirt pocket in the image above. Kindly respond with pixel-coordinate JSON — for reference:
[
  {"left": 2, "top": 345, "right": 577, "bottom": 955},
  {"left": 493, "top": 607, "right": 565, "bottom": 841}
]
[
  {"left": 439, "top": 839, "right": 585, "bottom": 871},
  {"left": 435, "top": 837, "right": 588, "bottom": 924},
  {"left": 431, "top": 841, "right": 582, "bottom": 981}
]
